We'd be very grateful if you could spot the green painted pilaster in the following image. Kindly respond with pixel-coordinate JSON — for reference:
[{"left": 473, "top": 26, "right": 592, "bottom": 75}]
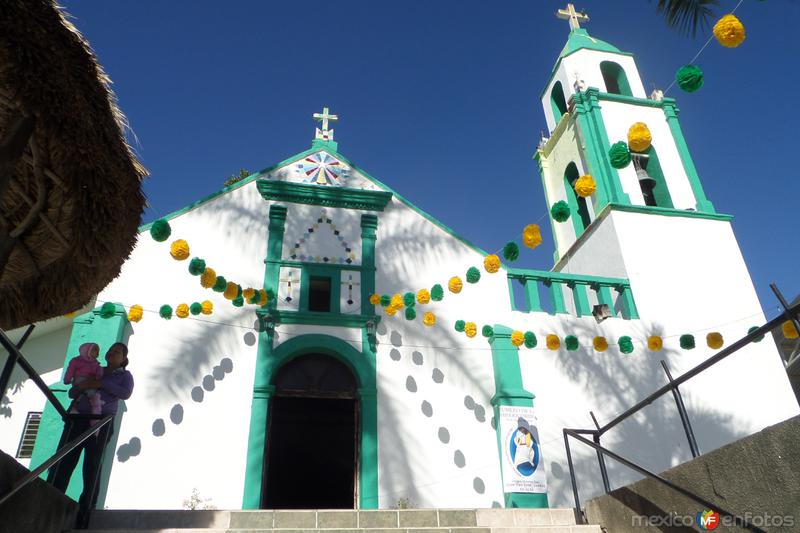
[
  {"left": 488, "top": 326, "right": 548, "bottom": 508},
  {"left": 29, "top": 303, "right": 131, "bottom": 507},
  {"left": 264, "top": 205, "right": 288, "bottom": 305},
  {"left": 360, "top": 214, "right": 378, "bottom": 316},
  {"left": 662, "top": 99, "right": 715, "bottom": 213},
  {"left": 533, "top": 152, "right": 561, "bottom": 264},
  {"left": 358, "top": 324, "right": 379, "bottom": 508}
]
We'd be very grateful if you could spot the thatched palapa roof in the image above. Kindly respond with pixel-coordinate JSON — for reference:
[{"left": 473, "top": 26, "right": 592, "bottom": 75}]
[{"left": 0, "top": 1, "right": 147, "bottom": 330}]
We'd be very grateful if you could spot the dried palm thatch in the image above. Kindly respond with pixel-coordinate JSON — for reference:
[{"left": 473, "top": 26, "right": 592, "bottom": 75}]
[{"left": 0, "top": 1, "right": 147, "bottom": 329}]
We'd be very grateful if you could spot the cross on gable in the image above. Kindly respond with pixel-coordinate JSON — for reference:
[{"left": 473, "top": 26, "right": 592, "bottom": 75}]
[
  {"left": 557, "top": 3, "right": 589, "bottom": 31},
  {"left": 313, "top": 106, "right": 338, "bottom": 140}
]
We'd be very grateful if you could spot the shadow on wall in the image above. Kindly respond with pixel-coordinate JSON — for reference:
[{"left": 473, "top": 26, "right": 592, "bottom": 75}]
[{"left": 545, "top": 318, "right": 740, "bottom": 509}]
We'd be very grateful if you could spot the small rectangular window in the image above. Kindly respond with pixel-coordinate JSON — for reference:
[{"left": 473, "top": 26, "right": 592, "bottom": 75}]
[
  {"left": 308, "top": 276, "right": 332, "bottom": 312},
  {"left": 16, "top": 412, "right": 42, "bottom": 459}
]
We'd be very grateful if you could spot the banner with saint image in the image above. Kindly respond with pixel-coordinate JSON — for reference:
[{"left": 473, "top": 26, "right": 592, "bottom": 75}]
[{"left": 499, "top": 405, "right": 547, "bottom": 494}]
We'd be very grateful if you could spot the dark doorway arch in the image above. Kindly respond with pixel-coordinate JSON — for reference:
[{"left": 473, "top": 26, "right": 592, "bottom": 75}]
[{"left": 262, "top": 354, "right": 359, "bottom": 509}]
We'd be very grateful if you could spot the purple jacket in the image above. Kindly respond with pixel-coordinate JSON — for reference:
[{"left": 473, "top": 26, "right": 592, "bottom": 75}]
[{"left": 69, "top": 368, "right": 134, "bottom": 415}]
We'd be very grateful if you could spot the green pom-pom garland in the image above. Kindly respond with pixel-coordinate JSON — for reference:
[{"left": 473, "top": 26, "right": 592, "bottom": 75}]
[
  {"left": 431, "top": 284, "right": 444, "bottom": 301},
  {"left": 454, "top": 320, "right": 466, "bottom": 332},
  {"left": 618, "top": 336, "right": 634, "bottom": 354},
  {"left": 608, "top": 141, "right": 631, "bottom": 169},
  {"left": 232, "top": 296, "right": 244, "bottom": 308},
  {"left": 188, "top": 257, "right": 206, "bottom": 276},
  {"left": 502, "top": 241, "right": 520, "bottom": 262},
  {"left": 747, "top": 325, "right": 764, "bottom": 342},
  {"left": 675, "top": 64, "right": 704, "bottom": 93},
  {"left": 248, "top": 292, "right": 260, "bottom": 305},
  {"left": 405, "top": 307, "right": 416, "bottom": 320},
  {"left": 565, "top": 335, "right": 579, "bottom": 351},
  {"left": 149, "top": 219, "right": 171, "bottom": 242},
  {"left": 550, "top": 201, "right": 571, "bottom": 223},
  {"left": 236, "top": 285, "right": 243, "bottom": 299},
  {"left": 380, "top": 294, "right": 391, "bottom": 307},
  {"left": 403, "top": 292, "right": 416, "bottom": 307},
  {"left": 680, "top": 334, "right": 696, "bottom": 350},
  {"left": 189, "top": 302, "right": 203, "bottom": 315},
  {"left": 481, "top": 325, "right": 494, "bottom": 338},
  {"left": 466, "top": 267, "right": 481, "bottom": 284},
  {"left": 99, "top": 302, "right": 116, "bottom": 318},
  {"left": 524, "top": 331, "right": 537, "bottom": 348},
  {"left": 159, "top": 304, "right": 173, "bottom": 320},
  {"left": 212, "top": 276, "right": 227, "bottom": 292}
]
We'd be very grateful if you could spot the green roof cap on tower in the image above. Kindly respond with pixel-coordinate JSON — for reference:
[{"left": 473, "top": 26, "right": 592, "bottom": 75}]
[{"left": 559, "top": 28, "right": 622, "bottom": 59}]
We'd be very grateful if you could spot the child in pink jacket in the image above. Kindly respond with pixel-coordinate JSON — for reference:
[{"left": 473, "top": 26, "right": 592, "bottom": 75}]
[{"left": 64, "top": 343, "right": 104, "bottom": 423}]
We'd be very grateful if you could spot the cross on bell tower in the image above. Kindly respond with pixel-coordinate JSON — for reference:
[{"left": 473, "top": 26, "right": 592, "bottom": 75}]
[
  {"left": 313, "top": 107, "right": 338, "bottom": 141},
  {"left": 556, "top": 3, "right": 589, "bottom": 31}
]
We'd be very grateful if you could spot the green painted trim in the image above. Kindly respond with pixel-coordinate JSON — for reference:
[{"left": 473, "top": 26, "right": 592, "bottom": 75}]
[
  {"left": 532, "top": 151, "right": 563, "bottom": 265},
  {"left": 662, "top": 100, "right": 715, "bottom": 213},
  {"left": 594, "top": 91, "right": 667, "bottom": 108},
  {"left": 488, "top": 326, "right": 548, "bottom": 509},
  {"left": 617, "top": 286, "right": 640, "bottom": 320},
  {"left": 30, "top": 303, "right": 131, "bottom": 508},
  {"left": 523, "top": 278, "right": 542, "bottom": 313},
  {"left": 607, "top": 202, "right": 731, "bottom": 221},
  {"left": 544, "top": 281, "right": 568, "bottom": 315},
  {"left": 267, "top": 260, "right": 374, "bottom": 273},
  {"left": 507, "top": 267, "right": 630, "bottom": 287},
  {"left": 599, "top": 61, "right": 632, "bottom": 97},
  {"left": 300, "top": 264, "right": 341, "bottom": 313},
  {"left": 257, "top": 181, "right": 393, "bottom": 212},
  {"left": 569, "top": 282, "right": 592, "bottom": 317},
  {"left": 594, "top": 284, "right": 614, "bottom": 309},
  {"left": 262, "top": 309, "right": 379, "bottom": 328},
  {"left": 360, "top": 215, "right": 378, "bottom": 316}
]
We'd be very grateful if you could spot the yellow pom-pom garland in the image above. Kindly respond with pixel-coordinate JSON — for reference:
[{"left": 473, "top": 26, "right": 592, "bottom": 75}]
[
  {"left": 448, "top": 276, "right": 463, "bottom": 294},
  {"left": 200, "top": 267, "right": 217, "bottom": 289},
  {"left": 593, "top": 336, "right": 609, "bottom": 352},
  {"left": 201, "top": 300, "right": 213, "bottom": 315},
  {"left": 369, "top": 293, "right": 381, "bottom": 305},
  {"left": 511, "top": 330, "right": 525, "bottom": 347},
  {"left": 128, "top": 304, "right": 143, "bottom": 323},
  {"left": 258, "top": 289, "right": 268, "bottom": 306},
  {"left": 627, "top": 122, "right": 652, "bottom": 153},
  {"left": 224, "top": 282, "right": 238, "bottom": 300},
  {"left": 713, "top": 14, "right": 745, "bottom": 48},
  {"left": 782, "top": 320, "right": 799, "bottom": 339},
  {"left": 176, "top": 303, "right": 190, "bottom": 318},
  {"left": 417, "top": 289, "right": 431, "bottom": 305},
  {"left": 390, "top": 293, "right": 403, "bottom": 308},
  {"left": 170, "top": 239, "right": 190, "bottom": 261},
  {"left": 522, "top": 224, "right": 542, "bottom": 249},
  {"left": 386, "top": 306, "right": 398, "bottom": 317},
  {"left": 706, "top": 332, "right": 724, "bottom": 350},
  {"left": 546, "top": 334, "right": 560, "bottom": 350},
  {"left": 423, "top": 312, "right": 436, "bottom": 326},
  {"left": 574, "top": 175, "right": 597, "bottom": 198},
  {"left": 647, "top": 336, "right": 663, "bottom": 351},
  {"left": 464, "top": 322, "right": 477, "bottom": 338},
  {"left": 243, "top": 288, "right": 256, "bottom": 301},
  {"left": 483, "top": 254, "right": 501, "bottom": 274}
]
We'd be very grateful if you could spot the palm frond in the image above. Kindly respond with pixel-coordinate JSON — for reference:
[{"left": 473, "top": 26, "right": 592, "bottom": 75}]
[{"left": 655, "top": 0, "right": 720, "bottom": 37}]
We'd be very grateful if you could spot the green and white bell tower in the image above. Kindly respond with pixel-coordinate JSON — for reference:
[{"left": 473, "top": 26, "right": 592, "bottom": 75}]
[{"left": 536, "top": 4, "right": 715, "bottom": 265}]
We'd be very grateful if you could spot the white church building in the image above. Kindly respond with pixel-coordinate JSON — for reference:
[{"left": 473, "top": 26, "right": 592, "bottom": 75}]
[{"left": 2, "top": 12, "right": 798, "bottom": 513}]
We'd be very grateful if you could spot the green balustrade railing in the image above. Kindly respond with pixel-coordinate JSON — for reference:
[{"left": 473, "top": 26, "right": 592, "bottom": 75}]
[{"left": 506, "top": 268, "right": 639, "bottom": 320}]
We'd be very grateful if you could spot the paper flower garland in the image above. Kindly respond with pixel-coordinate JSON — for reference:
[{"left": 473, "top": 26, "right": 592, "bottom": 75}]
[
  {"left": 448, "top": 276, "right": 463, "bottom": 294},
  {"left": 200, "top": 268, "right": 217, "bottom": 289},
  {"left": 159, "top": 304, "right": 173, "bottom": 320},
  {"left": 380, "top": 294, "right": 391, "bottom": 307},
  {"left": 707, "top": 332, "right": 724, "bottom": 349},
  {"left": 170, "top": 240, "right": 190, "bottom": 261},
  {"left": 502, "top": 242, "right": 519, "bottom": 262},
  {"left": 431, "top": 284, "right": 444, "bottom": 301},
  {"left": 465, "top": 322, "right": 477, "bottom": 338},
  {"left": 224, "top": 282, "right": 238, "bottom": 300},
  {"left": 189, "top": 302, "right": 203, "bottom": 315},
  {"left": 128, "top": 305, "right": 143, "bottom": 323},
  {"left": 150, "top": 219, "right": 172, "bottom": 242},
  {"left": 417, "top": 289, "right": 431, "bottom": 304},
  {"left": 675, "top": 64, "right": 704, "bottom": 93},
  {"left": 511, "top": 331, "right": 524, "bottom": 347},
  {"left": 647, "top": 336, "right": 663, "bottom": 351},
  {"left": 574, "top": 175, "right": 596, "bottom": 198},
  {"left": 593, "top": 336, "right": 608, "bottom": 352},
  {"left": 524, "top": 331, "right": 537, "bottom": 348},
  {"left": 523, "top": 224, "right": 543, "bottom": 249},
  {"left": 565, "top": 335, "right": 579, "bottom": 351},
  {"left": 783, "top": 321, "right": 799, "bottom": 339},
  {"left": 201, "top": 300, "right": 213, "bottom": 315},
  {"left": 99, "top": 302, "right": 116, "bottom": 319},
  {"left": 551, "top": 201, "right": 571, "bottom": 222},
  {"left": 176, "top": 303, "right": 190, "bottom": 318},
  {"left": 243, "top": 288, "right": 256, "bottom": 302},
  {"left": 627, "top": 122, "right": 652, "bottom": 153},
  {"left": 618, "top": 336, "right": 634, "bottom": 354},
  {"left": 386, "top": 306, "right": 398, "bottom": 317},
  {"left": 454, "top": 320, "right": 466, "bottom": 332},
  {"left": 390, "top": 294, "right": 403, "bottom": 309},
  {"left": 609, "top": 141, "right": 631, "bottom": 169},
  {"left": 405, "top": 307, "right": 416, "bottom": 321},
  {"left": 423, "top": 312, "right": 436, "bottom": 326},
  {"left": 188, "top": 258, "right": 206, "bottom": 276},
  {"left": 484, "top": 254, "right": 501, "bottom": 273},
  {"left": 747, "top": 326, "right": 764, "bottom": 342},
  {"left": 232, "top": 296, "right": 244, "bottom": 308},
  {"left": 369, "top": 294, "right": 381, "bottom": 305},
  {"left": 212, "top": 276, "right": 227, "bottom": 292},
  {"left": 713, "top": 14, "right": 746, "bottom": 48},
  {"left": 680, "top": 334, "right": 696, "bottom": 350},
  {"left": 258, "top": 289, "right": 268, "bottom": 306},
  {"left": 481, "top": 325, "right": 494, "bottom": 338},
  {"left": 403, "top": 292, "right": 416, "bottom": 308},
  {"left": 546, "top": 334, "right": 560, "bottom": 350},
  {"left": 466, "top": 267, "right": 481, "bottom": 284}
]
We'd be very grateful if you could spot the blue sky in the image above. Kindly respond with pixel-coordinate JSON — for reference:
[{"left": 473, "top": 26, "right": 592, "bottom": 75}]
[{"left": 61, "top": 0, "right": 798, "bottom": 311}]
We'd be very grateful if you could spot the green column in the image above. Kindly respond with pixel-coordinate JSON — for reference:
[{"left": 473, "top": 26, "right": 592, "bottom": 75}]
[
  {"left": 593, "top": 283, "right": 614, "bottom": 309},
  {"left": 358, "top": 384, "right": 379, "bottom": 509},
  {"left": 616, "top": 285, "right": 640, "bottom": 320},
  {"left": 29, "top": 303, "right": 131, "bottom": 507},
  {"left": 488, "top": 326, "right": 548, "bottom": 508},
  {"left": 360, "top": 214, "right": 378, "bottom": 315},
  {"left": 569, "top": 282, "right": 591, "bottom": 317},
  {"left": 662, "top": 99, "right": 715, "bottom": 213},
  {"left": 243, "top": 204, "right": 287, "bottom": 508},
  {"left": 524, "top": 279, "right": 543, "bottom": 313},
  {"left": 545, "top": 281, "right": 568, "bottom": 315}
]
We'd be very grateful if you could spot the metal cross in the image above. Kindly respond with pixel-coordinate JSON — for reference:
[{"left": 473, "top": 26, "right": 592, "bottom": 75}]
[
  {"left": 313, "top": 107, "right": 338, "bottom": 139},
  {"left": 557, "top": 4, "right": 589, "bottom": 31}
]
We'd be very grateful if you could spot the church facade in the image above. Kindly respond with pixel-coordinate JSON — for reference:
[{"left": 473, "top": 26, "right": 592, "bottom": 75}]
[{"left": 3, "top": 21, "right": 798, "bottom": 512}]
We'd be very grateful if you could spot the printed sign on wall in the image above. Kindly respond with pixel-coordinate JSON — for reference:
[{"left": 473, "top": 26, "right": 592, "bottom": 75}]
[
  {"left": 499, "top": 405, "right": 547, "bottom": 494},
  {"left": 277, "top": 266, "right": 301, "bottom": 311}
]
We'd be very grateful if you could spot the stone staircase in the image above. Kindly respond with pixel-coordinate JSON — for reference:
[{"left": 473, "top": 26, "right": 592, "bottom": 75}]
[{"left": 74, "top": 508, "right": 603, "bottom": 533}]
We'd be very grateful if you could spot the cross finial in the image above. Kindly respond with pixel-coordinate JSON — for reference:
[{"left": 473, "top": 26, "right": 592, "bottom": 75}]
[
  {"left": 313, "top": 106, "right": 338, "bottom": 141},
  {"left": 557, "top": 4, "right": 589, "bottom": 31}
]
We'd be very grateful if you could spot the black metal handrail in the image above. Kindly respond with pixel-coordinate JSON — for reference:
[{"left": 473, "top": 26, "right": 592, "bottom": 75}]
[{"left": 563, "top": 300, "right": 800, "bottom": 531}]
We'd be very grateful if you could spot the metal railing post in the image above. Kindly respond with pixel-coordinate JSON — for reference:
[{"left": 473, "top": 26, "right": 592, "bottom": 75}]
[
  {"left": 589, "top": 412, "right": 611, "bottom": 492},
  {"left": 660, "top": 360, "right": 700, "bottom": 458},
  {"left": 0, "top": 324, "right": 35, "bottom": 401},
  {"left": 562, "top": 429, "right": 584, "bottom": 524}
]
